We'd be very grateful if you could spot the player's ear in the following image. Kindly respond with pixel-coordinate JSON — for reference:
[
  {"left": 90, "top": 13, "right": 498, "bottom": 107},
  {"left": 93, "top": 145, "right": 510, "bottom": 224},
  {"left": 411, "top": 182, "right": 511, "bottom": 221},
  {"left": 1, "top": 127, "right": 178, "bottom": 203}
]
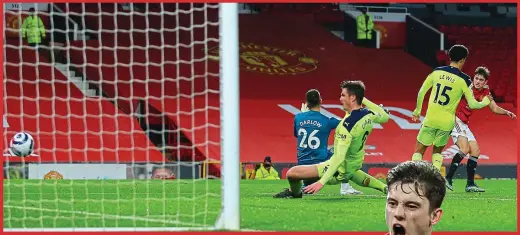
[{"left": 430, "top": 208, "right": 443, "bottom": 226}]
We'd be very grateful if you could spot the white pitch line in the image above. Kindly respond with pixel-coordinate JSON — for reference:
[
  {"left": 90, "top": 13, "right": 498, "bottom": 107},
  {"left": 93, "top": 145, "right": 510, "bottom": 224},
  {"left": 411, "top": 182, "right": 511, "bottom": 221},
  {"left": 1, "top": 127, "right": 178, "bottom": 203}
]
[
  {"left": 4, "top": 205, "right": 264, "bottom": 232},
  {"left": 4, "top": 205, "right": 204, "bottom": 227}
]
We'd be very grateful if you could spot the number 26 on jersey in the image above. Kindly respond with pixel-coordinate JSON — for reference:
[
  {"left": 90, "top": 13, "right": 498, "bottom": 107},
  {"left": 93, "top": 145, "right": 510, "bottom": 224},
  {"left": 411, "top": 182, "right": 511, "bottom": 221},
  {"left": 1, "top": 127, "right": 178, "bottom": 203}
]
[{"left": 298, "top": 128, "right": 320, "bottom": 150}]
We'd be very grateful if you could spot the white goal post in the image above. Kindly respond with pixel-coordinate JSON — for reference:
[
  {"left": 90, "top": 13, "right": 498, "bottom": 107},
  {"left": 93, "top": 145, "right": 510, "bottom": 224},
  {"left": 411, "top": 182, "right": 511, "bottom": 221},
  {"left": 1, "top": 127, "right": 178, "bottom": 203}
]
[
  {"left": 3, "top": 2, "right": 240, "bottom": 232},
  {"left": 216, "top": 2, "right": 240, "bottom": 231}
]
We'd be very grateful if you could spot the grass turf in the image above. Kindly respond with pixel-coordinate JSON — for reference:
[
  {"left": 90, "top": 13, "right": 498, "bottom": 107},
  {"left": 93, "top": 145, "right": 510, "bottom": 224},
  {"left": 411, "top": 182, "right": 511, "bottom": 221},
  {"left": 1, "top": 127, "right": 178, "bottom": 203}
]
[{"left": 3, "top": 179, "right": 516, "bottom": 232}]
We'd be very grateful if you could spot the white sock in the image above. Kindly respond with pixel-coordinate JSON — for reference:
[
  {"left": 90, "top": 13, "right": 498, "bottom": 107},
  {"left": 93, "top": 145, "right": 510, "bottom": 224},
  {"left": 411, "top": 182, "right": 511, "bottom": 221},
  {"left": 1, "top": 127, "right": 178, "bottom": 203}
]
[{"left": 341, "top": 183, "right": 350, "bottom": 190}]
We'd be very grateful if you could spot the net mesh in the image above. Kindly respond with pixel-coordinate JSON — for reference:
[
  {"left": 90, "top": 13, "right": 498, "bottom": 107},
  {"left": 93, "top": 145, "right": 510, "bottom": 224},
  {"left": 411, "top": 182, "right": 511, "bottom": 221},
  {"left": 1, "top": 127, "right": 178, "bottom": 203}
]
[{"left": 3, "top": 3, "right": 223, "bottom": 231}]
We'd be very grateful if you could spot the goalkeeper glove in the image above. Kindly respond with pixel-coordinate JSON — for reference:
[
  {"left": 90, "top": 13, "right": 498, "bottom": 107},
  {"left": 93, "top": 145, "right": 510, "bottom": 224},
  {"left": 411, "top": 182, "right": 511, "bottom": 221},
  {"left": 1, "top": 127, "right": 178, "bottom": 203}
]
[{"left": 301, "top": 103, "right": 310, "bottom": 113}]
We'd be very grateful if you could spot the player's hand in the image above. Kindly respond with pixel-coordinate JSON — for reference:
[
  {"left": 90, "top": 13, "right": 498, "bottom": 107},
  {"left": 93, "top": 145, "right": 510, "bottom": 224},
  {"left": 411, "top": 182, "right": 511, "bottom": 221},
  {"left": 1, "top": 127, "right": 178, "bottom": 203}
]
[
  {"left": 300, "top": 103, "right": 309, "bottom": 113},
  {"left": 506, "top": 111, "right": 516, "bottom": 120},
  {"left": 303, "top": 181, "right": 324, "bottom": 194},
  {"left": 412, "top": 109, "right": 420, "bottom": 122},
  {"left": 486, "top": 94, "right": 494, "bottom": 102}
]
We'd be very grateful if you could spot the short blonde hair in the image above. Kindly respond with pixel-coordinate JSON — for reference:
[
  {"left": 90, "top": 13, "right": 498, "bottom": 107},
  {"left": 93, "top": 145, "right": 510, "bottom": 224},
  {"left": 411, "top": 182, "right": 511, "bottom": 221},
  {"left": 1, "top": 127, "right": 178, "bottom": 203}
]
[{"left": 475, "top": 66, "right": 490, "bottom": 79}]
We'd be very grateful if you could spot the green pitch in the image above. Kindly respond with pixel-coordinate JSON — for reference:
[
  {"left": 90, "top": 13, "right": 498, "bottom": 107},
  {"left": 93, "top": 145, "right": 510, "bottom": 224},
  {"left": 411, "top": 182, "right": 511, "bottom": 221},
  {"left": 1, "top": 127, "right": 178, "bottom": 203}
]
[{"left": 3, "top": 179, "right": 517, "bottom": 231}]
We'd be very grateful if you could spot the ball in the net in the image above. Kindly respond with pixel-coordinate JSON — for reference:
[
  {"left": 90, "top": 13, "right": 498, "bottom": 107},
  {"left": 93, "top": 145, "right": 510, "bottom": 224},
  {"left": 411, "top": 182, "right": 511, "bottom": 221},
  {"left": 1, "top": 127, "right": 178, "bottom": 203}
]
[{"left": 10, "top": 132, "right": 35, "bottom": 157}]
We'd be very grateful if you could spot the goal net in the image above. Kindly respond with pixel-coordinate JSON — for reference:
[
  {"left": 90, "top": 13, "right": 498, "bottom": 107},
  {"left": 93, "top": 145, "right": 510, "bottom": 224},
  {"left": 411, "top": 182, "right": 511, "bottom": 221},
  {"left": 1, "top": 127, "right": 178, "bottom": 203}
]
[{"left": 3, "top": 3, "right": 239, "bottom": 231}]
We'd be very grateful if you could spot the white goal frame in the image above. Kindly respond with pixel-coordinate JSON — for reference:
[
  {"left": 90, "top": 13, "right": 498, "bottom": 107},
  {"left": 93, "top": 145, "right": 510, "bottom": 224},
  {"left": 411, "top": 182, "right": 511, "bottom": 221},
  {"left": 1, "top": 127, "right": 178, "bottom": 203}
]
[
  {"left": 215, "top": 2, "right": 240, "bottom": 231},
  {"left": 3, "top": 3, "right": 240, "bottom": 232}
]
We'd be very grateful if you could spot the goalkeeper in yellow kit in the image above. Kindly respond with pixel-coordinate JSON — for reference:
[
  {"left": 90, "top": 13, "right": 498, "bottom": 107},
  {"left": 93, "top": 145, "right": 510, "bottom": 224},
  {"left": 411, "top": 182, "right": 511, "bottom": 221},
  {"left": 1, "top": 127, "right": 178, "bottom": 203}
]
[
  {"left": 273, "top": 80, "right": 389, "bottom": 198},
  {"left": 411, "top": 45, "right": 492, "bottom": 171}
]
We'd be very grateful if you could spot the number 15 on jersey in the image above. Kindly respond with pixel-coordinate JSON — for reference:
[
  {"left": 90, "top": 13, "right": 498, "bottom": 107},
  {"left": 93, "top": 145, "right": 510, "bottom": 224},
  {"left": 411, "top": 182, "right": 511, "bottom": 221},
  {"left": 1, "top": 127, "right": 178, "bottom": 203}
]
[{"left": 434, "top": 83, "right": 453, "bottom": 106}]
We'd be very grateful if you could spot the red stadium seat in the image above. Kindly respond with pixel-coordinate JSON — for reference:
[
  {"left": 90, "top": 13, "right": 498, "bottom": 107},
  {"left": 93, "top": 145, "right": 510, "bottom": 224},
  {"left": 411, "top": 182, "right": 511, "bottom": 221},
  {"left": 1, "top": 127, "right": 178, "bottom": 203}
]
[
  {"left": 438, "top": 25, "right": 449, "bottom": 33},
  {"left": 436, "top": 50, "right": 449, "bottom": 65},
  {"left": 471, "top": 26, "right": 483, "bottom": 34},
  {"left": 460, "top": 25, "right": 472, "bottom": 35},
  {"left": 449, "top": 24, "right": 460, "bottom": 33},
  {"left": 439, "top": 23, "right": 516, "bottom": 104},
  {"left": 482, "top": 26, "right": 493, "bottom": 34},
  {"left": 4, "top": 43, "right": 165, "bottom": 163}
]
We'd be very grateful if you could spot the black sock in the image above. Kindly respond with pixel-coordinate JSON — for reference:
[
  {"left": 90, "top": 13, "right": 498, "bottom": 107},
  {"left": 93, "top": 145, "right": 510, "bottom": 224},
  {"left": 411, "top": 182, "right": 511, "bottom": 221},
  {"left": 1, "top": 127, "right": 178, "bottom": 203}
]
[
  {"left": 303, "top": 179, "right": 317, "bottom": 187},
  {"left": 467, "top": 156, "right": 478, "bottom": 185},
  {"left": 446, "top": 151, "right": 465, "bottom": 180}
]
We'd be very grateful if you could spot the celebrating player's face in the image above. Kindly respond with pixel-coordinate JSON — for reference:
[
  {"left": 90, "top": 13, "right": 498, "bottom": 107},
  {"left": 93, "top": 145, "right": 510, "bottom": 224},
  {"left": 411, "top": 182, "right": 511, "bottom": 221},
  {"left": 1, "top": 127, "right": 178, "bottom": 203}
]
[
  {"left": 472, "top": 74, "right": 487, "bottom": 89},
  {"left": 386, "top": 182, "right": 443, "bottom": 235}
]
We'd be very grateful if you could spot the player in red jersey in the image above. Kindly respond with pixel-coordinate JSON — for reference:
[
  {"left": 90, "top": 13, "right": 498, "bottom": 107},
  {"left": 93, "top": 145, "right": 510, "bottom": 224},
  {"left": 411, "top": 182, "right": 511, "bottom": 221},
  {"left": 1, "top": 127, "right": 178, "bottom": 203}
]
[{"left": 445, "top": 66, "right": 516, "bottom": 192}]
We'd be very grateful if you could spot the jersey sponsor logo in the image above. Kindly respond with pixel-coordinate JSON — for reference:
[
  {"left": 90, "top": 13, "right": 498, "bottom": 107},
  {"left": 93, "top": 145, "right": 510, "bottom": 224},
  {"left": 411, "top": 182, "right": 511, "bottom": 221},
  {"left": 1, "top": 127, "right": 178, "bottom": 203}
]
[
  {"left": 342, "top": 121, "right": 350, "bottom": 129},
  {"left": 335, "top": 133, "right": 347, "bottom": 139},
  {"left": 207, "top": 43, "right": 318, "bottom": 75}
]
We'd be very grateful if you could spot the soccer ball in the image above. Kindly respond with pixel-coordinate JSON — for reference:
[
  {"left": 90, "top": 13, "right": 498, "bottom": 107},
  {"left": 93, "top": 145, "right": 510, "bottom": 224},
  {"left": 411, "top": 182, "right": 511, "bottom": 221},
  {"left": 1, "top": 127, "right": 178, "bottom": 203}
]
[{"left": 10, "top": 132, "right": 35, "bottom": 157}]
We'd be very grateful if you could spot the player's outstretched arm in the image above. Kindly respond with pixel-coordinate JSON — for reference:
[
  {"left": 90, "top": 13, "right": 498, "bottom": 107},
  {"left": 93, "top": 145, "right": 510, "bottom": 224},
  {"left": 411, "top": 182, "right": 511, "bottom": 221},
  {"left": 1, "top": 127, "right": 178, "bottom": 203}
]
[
  {"left": 462, "top": 84, "right": 490, "bottom": 110},
  {"left": 362, "top": 98, "right": 390, "bottom": 124},
  {"left": 413, "top": 74, "right": 434, "bottom": 117},
  {"left": 317, "top": 126, "right": 351, "bottom": 186},
  {"left": 489, "top": 100, "right": 517, "bottom": 119}
]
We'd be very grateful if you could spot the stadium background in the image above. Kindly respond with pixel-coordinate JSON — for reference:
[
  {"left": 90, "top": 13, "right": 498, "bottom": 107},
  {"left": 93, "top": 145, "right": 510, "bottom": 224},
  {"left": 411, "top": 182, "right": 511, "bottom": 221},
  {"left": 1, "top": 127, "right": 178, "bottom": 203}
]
[{"left": 3, "top": 3, "right": 517, "bottom": 181}]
